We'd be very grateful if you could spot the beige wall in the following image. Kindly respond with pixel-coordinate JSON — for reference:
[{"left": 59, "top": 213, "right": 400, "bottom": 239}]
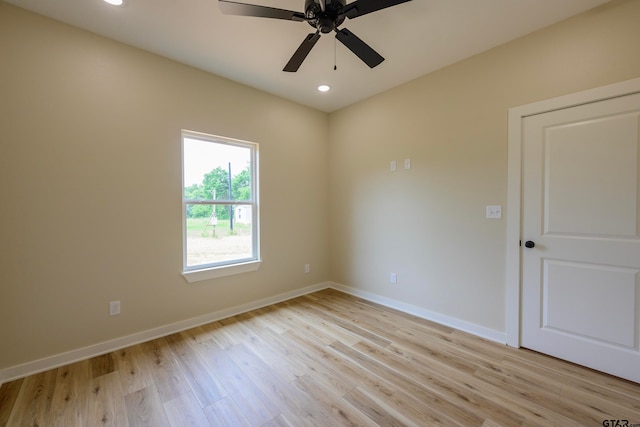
[
  {"left": 328, "top": 0, "right": 640, "bottom": 334},
  {"left": 0, "top": 3, "right": 329, "bottom": 371},
  {"left": 2, "top": 0, "right": 640, "bottom": 374}
]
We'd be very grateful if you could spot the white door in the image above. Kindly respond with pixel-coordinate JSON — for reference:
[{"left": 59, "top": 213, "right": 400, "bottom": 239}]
[{"left": 521, "top": 92, "right": 640, "bottom": 383}]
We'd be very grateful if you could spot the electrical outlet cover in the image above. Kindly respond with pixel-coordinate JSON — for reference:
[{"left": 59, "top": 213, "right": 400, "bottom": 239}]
[
  {"left": 110, "top": 301, "right": 121, "bottom": 316},
  {"left": 486, "top": 205, "right": 502, "bottom": 219}
]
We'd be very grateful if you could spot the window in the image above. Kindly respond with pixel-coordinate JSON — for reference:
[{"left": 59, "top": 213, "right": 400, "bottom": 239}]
[{"left": 181, "top": 130, "right": 260, "bottom": 282}]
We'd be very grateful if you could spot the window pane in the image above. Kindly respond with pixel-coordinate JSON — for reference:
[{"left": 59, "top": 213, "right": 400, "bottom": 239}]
[
  {"left": 182, "top": 131, "right": 258, "bottom": 275},
  {"left": 183, "top": 137, "right": 252, "bottom": 201},
  {"left": 185, "top": 204, "right": 253, "bottom": 267}
]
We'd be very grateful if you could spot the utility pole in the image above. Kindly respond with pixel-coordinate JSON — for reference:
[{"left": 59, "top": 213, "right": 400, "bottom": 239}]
[{"left": 228, "top": 162, "right": 233, "bottom": 232}]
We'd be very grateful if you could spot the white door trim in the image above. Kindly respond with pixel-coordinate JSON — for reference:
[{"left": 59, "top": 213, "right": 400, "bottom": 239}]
[{"left": 505, "top": 77, "right": 640, "bottom": 347}]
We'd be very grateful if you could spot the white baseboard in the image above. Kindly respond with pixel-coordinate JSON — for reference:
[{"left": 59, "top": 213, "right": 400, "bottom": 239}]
[
  {"left": 329, "top": 282, "right": 507, "bottom": 344},
  {"left": 0, "top": 280, "right": 507, "bottom": 385},
  {"left": 0, "top": 282, "right": 331, "bottom": 385}
]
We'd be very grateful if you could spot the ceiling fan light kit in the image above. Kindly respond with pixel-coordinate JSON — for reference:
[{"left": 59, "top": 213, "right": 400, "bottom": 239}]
[{"left": 218, "top": 0, "right": 412, "bottom": 72}]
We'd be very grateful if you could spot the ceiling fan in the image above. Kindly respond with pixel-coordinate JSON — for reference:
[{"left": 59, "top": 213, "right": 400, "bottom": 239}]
[{"left": 218, "top": 0, "right": 412, "bottom": 72}]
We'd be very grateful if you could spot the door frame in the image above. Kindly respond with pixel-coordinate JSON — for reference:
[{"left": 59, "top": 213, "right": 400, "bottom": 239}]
[{"left": 505, "top": 77, "right": 640, "bottom": 348}]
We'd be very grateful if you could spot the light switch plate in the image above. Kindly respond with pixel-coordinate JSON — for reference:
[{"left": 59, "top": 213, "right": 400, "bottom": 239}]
[{"left": 486, "top": 205, "right": 502, "bottom": 219}]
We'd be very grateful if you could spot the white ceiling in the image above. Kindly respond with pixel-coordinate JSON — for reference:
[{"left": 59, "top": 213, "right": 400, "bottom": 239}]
[{"left": 5, "top": 0, "right": 609, "bottom": 112}]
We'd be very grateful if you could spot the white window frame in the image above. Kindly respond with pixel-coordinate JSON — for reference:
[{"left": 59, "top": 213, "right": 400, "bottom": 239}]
[{"left": 181, "top": 130, "right": 260, "bottom": 282}]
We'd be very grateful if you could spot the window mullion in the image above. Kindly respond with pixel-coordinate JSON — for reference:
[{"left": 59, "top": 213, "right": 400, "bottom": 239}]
[{"left": 184, "top": 199, "right": 254, "bottom": 205}]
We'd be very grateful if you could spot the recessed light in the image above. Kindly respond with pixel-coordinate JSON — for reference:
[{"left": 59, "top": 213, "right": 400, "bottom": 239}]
[
  {"left": 104, "top": 0, "right": 124, "bottom": 5},
  {"left": 318, "top": 85, "right": 330, "bottom": 92}
]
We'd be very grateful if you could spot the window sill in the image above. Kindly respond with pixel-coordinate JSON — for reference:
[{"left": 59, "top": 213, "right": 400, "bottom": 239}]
[{"left": 182, "top": 260, "right": 262, "bottom": 283}]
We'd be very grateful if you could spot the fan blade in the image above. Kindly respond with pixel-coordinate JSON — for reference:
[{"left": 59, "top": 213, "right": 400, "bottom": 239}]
[
  {"left": 342, "top": 0, "right": 412, "bottom": 20},
  {"left": 283, "top": 32, "right": 321, "bottom": 72},
  {"left": 335, "top": 28, "right": 384, "bottom": 68},
  {"left": 219, "top": 0, "right": 305, "bottom": 22}
]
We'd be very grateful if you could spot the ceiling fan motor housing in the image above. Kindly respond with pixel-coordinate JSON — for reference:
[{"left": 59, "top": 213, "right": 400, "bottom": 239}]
[{"left": 305, "top": 0, "right": 346, "bottom": 33}]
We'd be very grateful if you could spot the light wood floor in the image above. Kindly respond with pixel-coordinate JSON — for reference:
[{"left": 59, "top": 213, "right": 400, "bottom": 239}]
[{"left": 1, "top": 289, "right": 639, "bottom": 426}]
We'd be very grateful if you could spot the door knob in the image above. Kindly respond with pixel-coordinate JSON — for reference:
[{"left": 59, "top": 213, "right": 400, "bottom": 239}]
[{"left": 524, "top": 240, "right": 535, "bottom": 248}]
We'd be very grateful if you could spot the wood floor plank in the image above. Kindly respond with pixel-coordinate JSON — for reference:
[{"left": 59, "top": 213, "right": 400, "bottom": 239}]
[
  {"left": 352, "top": 340, "right": 486, "bottom": 426},
  {"left": 201, "top": 340, "right": 282, "bottom": 425},
  {"left": 299, "top": 294, "right": 404, "bottom": 337},
  {"left": 163, "top": 392, "right": 210, "bottom": 427},
  {"left": 236, "top": 327, "right": 306, "bottom": 383},
  {"left": 86, "top": 370, "right": 129, "bottom": 426},
  {"left": 49, "top": 359, "right": 90, "bottom": 426},
  {"left": 429, "top": 360, "right": 578, "bottom": 426},
  {"left": 281, "top": 300, "right": 362, "bottom": 346},
  {"left": 137, "top": 337, "right": 192, "bottom": 404},
  {"left": 293, "top": 374, "right": 378, "bottom": 427},
  {"left": 179, "top": 325, "right": 220, "bottom": 345},
  {"left": 115, "top": 344, "right": 154, "bottom": 395},
  {"left": 558, "top": 385, "right": 640, "bottom": 423},
  {"left": 342, "top": 386, "right": 414, "bottom": 427},
  {"left": 198, "top": 321, "right": 233, "bottom": 350},
  {"left": 90, "top": 353, "right": 116, "bottom": 379},
  {"left": 285, "top": 299, "right": 526, "bottom": 426},
  {"left": 329, "top": 340, "right": 481, "bottom": 426},
  {"left": 252, "top": 306, "right": 292, "bottom": 334},
  {"left": 203, "top": 396, "right": 252, "bottom": 427},
  {"left": 229, "top": 385, "right": 282, "bottom": 425},
  {"left": 261, "top": 327, "right": 358, "bottom": 397},
  {"left": 391, "top": 328, "right": 480, "bottom": 374},
  {"left": 472, "top": 364, "right": 595, "bottom": 424},
  {"left": 224, "top": 342, "right": 319, "bottom": 426},
  {"left": 294, "top": 298, "right": 392, "bottom": 348},
  {"left": 2, "top": 289, "right": 639, "bottom": 427},
  {"left": 196, "top": 340, "right": 249, "bottom": 397},
  {"left": 5, "top": 369, "right": 57, "bottom": 427},
  {"left": 124, "top": 386, "right": 170, "bottom": 427},
  {"left": 164, "top": 333, "right": 227, "bottom": 407},
  {"left": 504, "top": 352, "right": 640, "bottom": 415},
  {"left": 0, "top": 378, "right": 23, "bottom": 426},
  {"left": 241, "top": 309, "right": 286, "bottom": 334},
  {"left": 388, "top": 334, "right": 571, "bottom": 426},
  {"left": 217, "top": 317, "right": 257, "bottom": 347},
  {"left": 261, "top": 413, "right": 295, "bottom": 427}
]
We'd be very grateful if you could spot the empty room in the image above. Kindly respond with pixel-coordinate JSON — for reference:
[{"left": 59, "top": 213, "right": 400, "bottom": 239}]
[{"left": 1, "top": 0, "right": 639, "bottom": 425}]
